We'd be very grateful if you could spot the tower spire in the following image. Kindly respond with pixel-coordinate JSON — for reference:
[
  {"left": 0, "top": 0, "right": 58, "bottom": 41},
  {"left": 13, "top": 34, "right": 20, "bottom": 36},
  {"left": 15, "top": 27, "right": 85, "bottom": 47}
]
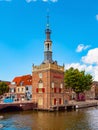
[
  {"left": 43, "top": 12, "right": 53, "bottom": 63},
  {"left": 45, "top": 11, "right": 51, "bottom": 41}
]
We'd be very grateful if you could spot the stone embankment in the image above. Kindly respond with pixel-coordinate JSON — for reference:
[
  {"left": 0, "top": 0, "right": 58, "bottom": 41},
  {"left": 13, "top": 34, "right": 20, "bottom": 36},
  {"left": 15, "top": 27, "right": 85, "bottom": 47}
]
[
  {"left": 0, "top": 101, "right": 37, "bottom": 112},
  {"left": 68, "top": 100, "right": 98, "bottom": 109}
]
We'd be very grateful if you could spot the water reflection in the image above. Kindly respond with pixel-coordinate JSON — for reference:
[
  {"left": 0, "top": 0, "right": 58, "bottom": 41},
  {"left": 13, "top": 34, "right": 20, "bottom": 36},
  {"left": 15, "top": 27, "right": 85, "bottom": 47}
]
[{"left": 0, "top": 107, "right": 98, "bottom": 130}]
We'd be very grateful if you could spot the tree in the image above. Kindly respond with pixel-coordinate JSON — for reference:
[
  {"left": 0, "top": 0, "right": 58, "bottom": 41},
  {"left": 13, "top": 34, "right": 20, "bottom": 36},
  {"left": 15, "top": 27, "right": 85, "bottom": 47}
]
[
  {"left": 64, "top": 67, "right": 93, "bottom": 101},
  {"left": 0, "top": 82, "right": 9, "bottom": 96}
]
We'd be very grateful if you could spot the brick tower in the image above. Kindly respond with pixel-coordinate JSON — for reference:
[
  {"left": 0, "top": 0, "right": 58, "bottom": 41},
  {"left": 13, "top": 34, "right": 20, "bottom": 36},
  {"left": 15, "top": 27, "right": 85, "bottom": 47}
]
[{"left": 32, "top": 15, "right": 64, "bottom": 110}]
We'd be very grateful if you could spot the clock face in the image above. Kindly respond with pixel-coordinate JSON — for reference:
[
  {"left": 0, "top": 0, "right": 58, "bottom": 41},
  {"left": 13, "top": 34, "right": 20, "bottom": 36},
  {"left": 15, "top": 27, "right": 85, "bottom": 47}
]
[{"left": 39, "top": 73, "right": 42, "bottom": 78}]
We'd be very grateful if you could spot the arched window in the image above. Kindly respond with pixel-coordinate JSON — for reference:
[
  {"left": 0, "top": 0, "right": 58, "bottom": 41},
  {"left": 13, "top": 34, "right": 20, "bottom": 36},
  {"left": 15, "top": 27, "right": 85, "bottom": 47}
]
[
  {"left": 39, "top": 83, "right": 43, "bottom": 88},
  {"left": 36, "top": 80, "right": 45, "bottom": 93},
  {"left": 47, "top": 43, "right": 49, "bottom": 51}
]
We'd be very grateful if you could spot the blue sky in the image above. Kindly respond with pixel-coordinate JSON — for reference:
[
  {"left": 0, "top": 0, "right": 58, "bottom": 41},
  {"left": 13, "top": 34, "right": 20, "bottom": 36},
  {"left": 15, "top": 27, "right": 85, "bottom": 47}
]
[{"left": 0, "top": 0, "right": 98, "bottom": 81}]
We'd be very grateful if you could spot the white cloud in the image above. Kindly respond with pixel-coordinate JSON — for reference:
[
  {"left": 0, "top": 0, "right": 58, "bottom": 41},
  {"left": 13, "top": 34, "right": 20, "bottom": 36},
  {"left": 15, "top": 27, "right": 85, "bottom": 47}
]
[
  {"left": 93, "top": 66, "right": 98, "bottom": 81},
  {"left": 82, "top": 48, "right": 98, "bottom": 64},
  {"left": 0, "top": 0, "right": 12, "bottom": 1},
  {"left": 96, "top": 14, "right": 98, "bottom": 21},
  {"left": 25, "top": 0, "right": 58, "bottom": 3},
  {"left": 42, "top": 0, "right": 48, "bottom": 2},
  {"left": 65, "top": 63, "right": 87, "bottom": 71},
  {"left": 26, "top": 0, "right": 37, "bottom": 3},
  {"left": 65, "top": 48, "right": 98, "bottom": 81},
  {"left": 64, "top": 63, "right": 98, "bottom": 81},
  {"left": 65, "top": 63, "right": 94, "bottom": 74},
  {"left": 50, "top": 0, "right": 58, "bottom": 2},
  {"left": 0, "top": 0, "right": 58, "bottom": 3},
  {"left": 76, "top": 44, "right": 90, "bottom": 52}
]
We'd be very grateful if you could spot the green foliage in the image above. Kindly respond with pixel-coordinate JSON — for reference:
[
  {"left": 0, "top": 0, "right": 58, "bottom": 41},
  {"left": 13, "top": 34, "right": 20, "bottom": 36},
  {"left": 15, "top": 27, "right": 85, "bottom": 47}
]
[
  {"left": 0, "top": 82, "right": 9, "bottom": 95},
  {"left": 64, "top": 67, "right": 93, "bottom": 93}
]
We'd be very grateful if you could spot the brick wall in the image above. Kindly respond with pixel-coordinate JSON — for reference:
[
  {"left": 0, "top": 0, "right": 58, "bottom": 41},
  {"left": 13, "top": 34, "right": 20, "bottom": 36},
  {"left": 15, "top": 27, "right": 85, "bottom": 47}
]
[{"left": 32, "top": 64, "right": 64, "bottom": 110}]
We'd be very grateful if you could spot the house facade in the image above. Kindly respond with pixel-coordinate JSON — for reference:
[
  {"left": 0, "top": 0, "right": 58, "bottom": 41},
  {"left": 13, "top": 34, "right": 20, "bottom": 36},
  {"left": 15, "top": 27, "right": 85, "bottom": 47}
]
[
  {"left": 94, "top": 81, "right": 98, "bottom": 98},
  {"left": 85, "top": 84, "right": 95, "bottom": 100},
  {"left": 9, "top": 74, "right": 32, "bottom": 101}
]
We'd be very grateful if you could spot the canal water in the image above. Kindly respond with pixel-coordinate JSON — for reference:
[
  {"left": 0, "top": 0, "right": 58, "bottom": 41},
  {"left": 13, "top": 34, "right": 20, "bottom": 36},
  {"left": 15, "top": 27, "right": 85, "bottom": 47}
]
[{"left": 0, "top": 107, "right": 98, "bottom": 130}]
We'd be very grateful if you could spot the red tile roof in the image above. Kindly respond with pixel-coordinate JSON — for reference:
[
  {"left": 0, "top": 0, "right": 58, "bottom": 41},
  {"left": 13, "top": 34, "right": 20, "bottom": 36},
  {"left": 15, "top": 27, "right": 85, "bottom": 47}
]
[{"left": 12, "top": 74, "right": 32, "bottom": 86}]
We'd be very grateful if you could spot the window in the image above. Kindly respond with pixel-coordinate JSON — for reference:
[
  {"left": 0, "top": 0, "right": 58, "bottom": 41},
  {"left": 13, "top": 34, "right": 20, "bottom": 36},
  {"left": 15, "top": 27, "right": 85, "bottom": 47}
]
[
  {"left": 60, "top": 83, "right": 63, "bottom": 93},
  {"left": 18, "top": 88, "right": 20, "bottom": 92},
  {"left": 51, "top": 82, "right": 54, "bottom": 88},
  {"left": 54, "top": 98, "right": 56, "bottom": 105},
  {"left": 39, "top": 83, "right": 43, "bottom": 88},
  {"left": 22, "top": 88, "right": 24, "bottom": 92},
  {"left": 59, "top": 98, "right": 61, "bottom": 105},
  {"left": 60, "top": 83, "right": 63, "bottom": 88},
  {"left": 38, "top": 88, "right": 42, "bottom": 93},
  {"left": 26, "top": 87, "right": 28, "bottom": 91},
  {"left": 20, "top": 81, "right": 24, "bottom": 86},
  {"left": 47, "top": 43, "right": 49, "bottom": 51},
  {"left": 36, "top": 82, "right": 45, "bottom": 93},
  {"left": 11, "top": 88, "right": 14, "bottom": 93},
  {"left": 54, "top": 88, "right": 56, "bottom": 93},
  {"left": 59, "top": 88, "right": 61, "bottom": 93},
  {"left": 14, "top": 88, "right": 16, "bottom": 93},
  {"left": 38, "top": 83, "right": 43, "bottom": 93}
]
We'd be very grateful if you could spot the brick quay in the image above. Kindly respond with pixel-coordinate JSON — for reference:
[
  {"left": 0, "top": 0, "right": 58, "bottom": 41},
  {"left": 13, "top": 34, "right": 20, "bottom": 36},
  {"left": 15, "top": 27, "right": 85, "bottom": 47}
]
[
  {"left": 0, "top": 100, "right": 98, "bottom": 112},
  {"left": 0, "top": 101, "right": 37, "bottom": 112}
]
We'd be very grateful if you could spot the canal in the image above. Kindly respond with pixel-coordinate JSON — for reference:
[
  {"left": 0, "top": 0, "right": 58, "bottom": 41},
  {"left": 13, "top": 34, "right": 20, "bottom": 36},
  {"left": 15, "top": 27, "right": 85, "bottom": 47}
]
[{"left": 0, "top": 107, "right": 98, "bottom": 130}]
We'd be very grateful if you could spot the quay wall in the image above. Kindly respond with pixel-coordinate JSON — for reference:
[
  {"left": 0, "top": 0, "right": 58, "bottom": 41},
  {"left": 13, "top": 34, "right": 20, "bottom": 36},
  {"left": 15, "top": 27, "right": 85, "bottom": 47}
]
[
  {"left": 75, "top": 102, "right": 97, "bottom": 109},
  {"left": 0, "top": 100, "right": 98, "bottom": 112},
  {"left": 0, "top": 102, "right": 37, "bottom": 111},
  {"left": 69, "top": 100, "right": 98, "bottom": 109}
]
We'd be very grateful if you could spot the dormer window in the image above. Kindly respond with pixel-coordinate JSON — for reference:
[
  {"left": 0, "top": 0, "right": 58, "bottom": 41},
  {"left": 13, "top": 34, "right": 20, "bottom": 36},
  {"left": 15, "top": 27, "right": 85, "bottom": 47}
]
[{"left": 20, "top": 81, "right": 24, "bottom": 86}]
